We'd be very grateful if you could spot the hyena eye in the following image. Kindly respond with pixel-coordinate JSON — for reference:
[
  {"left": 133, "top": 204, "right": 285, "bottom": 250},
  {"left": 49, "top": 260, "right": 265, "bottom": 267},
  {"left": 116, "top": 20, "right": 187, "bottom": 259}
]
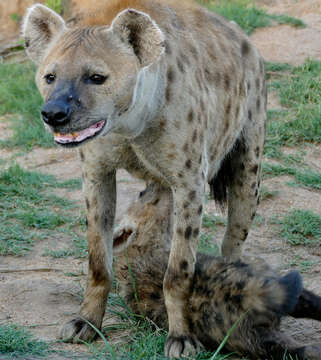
[
  {"left": 88, "top": 74, "right": 108, "bottom": 85},
  {"left": 44, "top": 73, "right": 56, "bottom": 84}
]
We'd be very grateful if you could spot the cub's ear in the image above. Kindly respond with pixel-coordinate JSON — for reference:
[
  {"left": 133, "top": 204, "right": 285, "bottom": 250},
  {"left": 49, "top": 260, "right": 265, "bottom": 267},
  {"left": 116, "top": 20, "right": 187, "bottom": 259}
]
[
  {"left": 111, "top": 8, "right": 165, "bottom": 68},
  {"left": 22, "top": 4, "right": 66, "bottom": 64}
]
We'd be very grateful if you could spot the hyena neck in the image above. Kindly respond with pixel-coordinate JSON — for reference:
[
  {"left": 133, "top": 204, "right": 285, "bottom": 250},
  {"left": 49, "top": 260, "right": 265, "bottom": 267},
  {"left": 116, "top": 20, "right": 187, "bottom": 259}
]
[{"left": 113, "top": 61, "right": 165, "bottom": 138}]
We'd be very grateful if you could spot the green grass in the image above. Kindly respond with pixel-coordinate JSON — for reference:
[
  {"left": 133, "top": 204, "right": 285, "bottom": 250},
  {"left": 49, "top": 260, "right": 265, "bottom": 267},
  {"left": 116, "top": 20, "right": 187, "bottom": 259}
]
[
  {"left": 0, "top": 164, "right": 85, "bottom": 256},
  {"left": 0, "top": 324, "right": 49, "bottom": 358},
  {"left": 0, "top": 62, "right": 53, "bottom": 149},
  {"left": 265, "top": 59, "right": 321, "bottom": 159},
  {"left": 203, "top": 0, "right": 304, "bottom": 35},
  {"left": 262, "top": 162, "right": 321, "bottom": 190},
  {"left": 86, "top": 293, "right": 230, "bottom": 360},
  {"left": 274, "top": 210, "right": 321, "bottom": 246}
]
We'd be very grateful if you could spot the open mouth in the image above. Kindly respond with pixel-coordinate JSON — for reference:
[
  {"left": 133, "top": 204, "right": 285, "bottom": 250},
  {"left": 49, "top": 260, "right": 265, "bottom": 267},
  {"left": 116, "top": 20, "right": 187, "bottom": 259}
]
[{"left": 54, "top": 120, "right": 106, "bottom": 146}]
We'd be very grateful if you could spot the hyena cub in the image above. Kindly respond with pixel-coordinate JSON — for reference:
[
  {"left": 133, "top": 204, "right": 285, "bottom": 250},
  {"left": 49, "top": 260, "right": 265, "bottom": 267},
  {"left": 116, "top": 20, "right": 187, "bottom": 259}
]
[{"left": 113, "top": 184, "right": 321, "bottom": 360}]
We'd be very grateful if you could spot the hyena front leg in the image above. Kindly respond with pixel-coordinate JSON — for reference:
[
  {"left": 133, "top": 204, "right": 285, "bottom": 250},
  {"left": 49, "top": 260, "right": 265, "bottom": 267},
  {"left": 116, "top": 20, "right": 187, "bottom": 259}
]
[
  {"left": 60, "top": 166, "right": 116, "bottom": 343},
  {"left": 164, "top": 185, "right": 204, "bottom": 358}
]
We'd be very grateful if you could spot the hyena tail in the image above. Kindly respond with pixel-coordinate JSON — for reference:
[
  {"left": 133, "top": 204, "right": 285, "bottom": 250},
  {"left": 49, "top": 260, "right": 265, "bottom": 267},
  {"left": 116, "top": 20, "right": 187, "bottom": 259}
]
[{"left": 209, "top": 136, "right": 247, "bottom": 208}]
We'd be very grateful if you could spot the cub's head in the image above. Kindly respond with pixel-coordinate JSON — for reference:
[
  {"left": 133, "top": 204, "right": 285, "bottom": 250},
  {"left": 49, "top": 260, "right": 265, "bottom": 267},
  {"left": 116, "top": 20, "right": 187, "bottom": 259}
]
[{"left": 23, "top": 4, "right": 164, "bottom": 147}]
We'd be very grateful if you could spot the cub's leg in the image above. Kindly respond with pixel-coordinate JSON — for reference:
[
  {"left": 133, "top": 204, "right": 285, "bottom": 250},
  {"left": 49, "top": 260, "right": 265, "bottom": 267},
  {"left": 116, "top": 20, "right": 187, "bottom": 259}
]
[
  {"left": 289, "top": 288, "right": 321, "bottom": 321},
  {"left": 60, "top": 164, "right": 116, "bottom": 342},
  {"left": 257, "top": 330, "right": 321, "bottom": 360},
  {"left": 164, "top": 184, "right": 204, "bottom": 358},
  {"left": 220, "top": 103, "right": 266, "bottom": 259}
]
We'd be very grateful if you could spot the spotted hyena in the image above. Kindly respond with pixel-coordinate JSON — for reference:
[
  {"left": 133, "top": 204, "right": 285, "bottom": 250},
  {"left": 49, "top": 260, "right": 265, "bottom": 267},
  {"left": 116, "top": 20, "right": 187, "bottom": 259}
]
[
  {"left": 114, "top": 184, "right": 321, "bottom": 360},
  {"left": 23, "top": 0, "right": 266, "bottom": 356}
]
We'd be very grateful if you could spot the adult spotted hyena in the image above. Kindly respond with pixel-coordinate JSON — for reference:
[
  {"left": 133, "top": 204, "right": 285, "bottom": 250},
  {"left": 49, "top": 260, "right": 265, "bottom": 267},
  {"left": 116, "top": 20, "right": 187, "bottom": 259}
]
[
  {"left": 23, "top": 0, "right": 266, "bottom": 356},
  {"left": 114, "top": 184, "right": 321, "bottom": 360}
]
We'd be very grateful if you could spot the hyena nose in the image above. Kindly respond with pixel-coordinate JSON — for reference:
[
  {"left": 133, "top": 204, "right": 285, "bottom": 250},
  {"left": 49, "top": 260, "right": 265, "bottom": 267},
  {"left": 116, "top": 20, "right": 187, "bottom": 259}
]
[{"left": 41, "top": 101, "right": 72, "bottom": 127}]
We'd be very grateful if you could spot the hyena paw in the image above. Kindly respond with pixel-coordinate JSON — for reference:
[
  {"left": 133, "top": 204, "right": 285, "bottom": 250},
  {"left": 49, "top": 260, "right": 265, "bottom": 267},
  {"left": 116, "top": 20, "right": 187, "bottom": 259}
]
[
  {"left": 164, "top": 334, "right": 203, "bottom": 358},
  {"left": 59, "top": 317, "right": 97, "bottom": 343}
]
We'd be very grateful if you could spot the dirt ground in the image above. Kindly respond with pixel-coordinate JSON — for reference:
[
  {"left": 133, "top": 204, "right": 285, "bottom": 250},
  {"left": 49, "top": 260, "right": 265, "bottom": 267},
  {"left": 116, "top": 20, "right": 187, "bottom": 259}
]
[{"left": 0, "top": 0, "right": 320, "bottom": 358}]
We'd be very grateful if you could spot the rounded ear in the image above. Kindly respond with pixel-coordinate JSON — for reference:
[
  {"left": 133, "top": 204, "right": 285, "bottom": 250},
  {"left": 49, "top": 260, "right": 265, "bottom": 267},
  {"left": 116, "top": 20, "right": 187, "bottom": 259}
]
[
  {"left": 22, "top": 4, "right": 66, "bottom": 64},
  {"left": 110, "top": 8, "right": 165, "bottom": 68},
  {"left": 113, "top": 224, "right": 137, "bottom": 254}
]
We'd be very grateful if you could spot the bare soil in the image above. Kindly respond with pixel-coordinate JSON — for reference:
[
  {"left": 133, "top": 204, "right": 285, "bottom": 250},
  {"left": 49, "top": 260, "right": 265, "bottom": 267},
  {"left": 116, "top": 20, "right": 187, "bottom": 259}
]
[{"left": 0, "top": 0, "right": 320, "bottom": 358}]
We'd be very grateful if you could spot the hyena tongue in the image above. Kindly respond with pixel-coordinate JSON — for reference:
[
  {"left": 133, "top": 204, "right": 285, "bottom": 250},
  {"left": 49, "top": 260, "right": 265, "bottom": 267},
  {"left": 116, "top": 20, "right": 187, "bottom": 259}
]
[{"left": 54, "top": 120, "right": 105, "bottom": 144}]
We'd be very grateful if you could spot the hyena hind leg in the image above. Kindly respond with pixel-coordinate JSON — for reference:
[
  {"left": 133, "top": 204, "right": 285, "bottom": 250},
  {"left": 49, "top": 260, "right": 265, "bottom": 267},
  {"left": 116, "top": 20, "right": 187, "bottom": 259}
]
[{"left": 210, "top": 130, "right": 264, "bottom": 259}]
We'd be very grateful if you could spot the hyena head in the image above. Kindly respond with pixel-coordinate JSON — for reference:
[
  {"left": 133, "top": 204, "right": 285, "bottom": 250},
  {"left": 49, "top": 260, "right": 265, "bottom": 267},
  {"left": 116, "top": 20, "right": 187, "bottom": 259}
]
[
  {"left": 22, "top": 4, "right": 165, "bottom": 147},
  {"left": 113, "top": 183, "right": 172, "bottom": 257}
]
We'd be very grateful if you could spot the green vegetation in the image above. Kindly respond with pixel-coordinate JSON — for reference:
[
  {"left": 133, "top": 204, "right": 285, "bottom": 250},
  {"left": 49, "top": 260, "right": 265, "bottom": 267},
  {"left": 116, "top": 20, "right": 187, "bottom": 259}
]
[
  {"left": 0, "top": 62, "right": 52, "bottom": 149},
  {"left": 262, "top": 163, "right": 321, "bottom": 190},
  {"left": 203, "top": 0, "right": 304, "bottom": 35},
  {"left": 45, "top": 0, "right": 62, "bottom": 14},
  {"left": 288, "top": 255, "right": 320, "bottom": 273},
  {"left": 259, "top": 185, "right": 278, "bottom": 202},
  {"left": 275, "top": 210, "right": 321, "bottom": 246},
  {"left": 265, "top": 59, "right": 321, "bottom": 159},
  {"left": 0, "top": 324, "right": 49, "bottom": 358},
  {"left": 0, "top": 164, "right": 84, "bottom": 256}
]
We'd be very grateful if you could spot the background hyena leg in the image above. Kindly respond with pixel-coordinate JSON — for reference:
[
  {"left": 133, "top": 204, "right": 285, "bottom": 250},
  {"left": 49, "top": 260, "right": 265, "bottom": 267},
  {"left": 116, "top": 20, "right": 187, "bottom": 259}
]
[
  {"left": 164, "top": 186, "right": 204, "bottom": 358},
  {"left": 60, "top": 169, "right": 116, "bottom": 343},
  {"left": 289, "top": 289, "right": 321, "bottom": 321},
  {"left": 257, "top": 330, "right": 321, "bottom": 360},
  {"left": 221, "top": 128, "right": 264, "bottom": 259}
]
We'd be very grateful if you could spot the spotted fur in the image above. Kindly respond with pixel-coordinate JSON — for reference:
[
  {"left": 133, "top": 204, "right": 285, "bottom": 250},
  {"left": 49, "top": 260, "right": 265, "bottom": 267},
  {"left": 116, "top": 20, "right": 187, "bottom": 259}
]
[
  {"left": 23, "top": 1, "right": 266, "bottom": 356},
  {"left": 114, "top": 184, "right": 321, "bottom": 360}
]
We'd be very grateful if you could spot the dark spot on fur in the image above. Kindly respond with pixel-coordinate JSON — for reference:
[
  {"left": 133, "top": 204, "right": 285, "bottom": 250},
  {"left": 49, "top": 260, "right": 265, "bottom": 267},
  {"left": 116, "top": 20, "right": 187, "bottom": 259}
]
[
  {"left": 192, "top": 129, "right": 197, "bottom": 143},
  {"left": 185, "top": 159, "right": 192, "bottom": 169},
  {"left": 150, "top": 291, "right": 161, "bottom": 300},
  {"left": 256, "top": 78, "right": 260, "bottom": 91},
  {"left": 183, "top": 201, "right": 189, "bottom": 209},
  {"left": 178, "top": 172, "right": 184, "bottom": 178},
  {"left": 240, "top": 163, "right": 245, "bottom": 171},
  {"left": 251, "top": 212, "right": 256, "bottom": 220},
  {"left": 152, "top": 198, "right": 160, "bottom": 205},
  {"left": 79, "top": 150, "right": 85, "bottom": 161},
  {"left": 187, "top": 109, "right": 194, "bottom": 123},
  {"left": 224, "top": 73, "right": 230, "bottom": 91},
  {"left": 236, "top": 281, "right": 245, "bottom": 290},
  {"left": 177, "top": 57, "right": 185, "bottom": 73},
  {"left": 193, "top": 227, "right": 199, "bottom": 237},
  {"left": 189, "top": 190, "right": 196, "bottom": 201},
  {"left": 177, "top": 227, "right": 183, "bottom": 236},
  {"left": 255, "top": 189, "right": 258, "bottom": 197},
  {"left": 165, "top": 41, "right": 172, "bottom": 55},
  {"left": 89, "top": 251, "right": 108, "bottom": 285},
  {"left": 251, "top": 165, "right": 258, "bottom": 174},
  {"left": 198, "top": 205, "right": 203, "bottom": 215},
  {"left": 256, "top": 97, "right": 261, "bottom": 111},
  {"left": 248, "top": 109, "right": 252, "bottom": 121},
  {"left": 180, "top": 260, "right": 188, "bottom": 271},
  {"left": 185, "top": 226, "right": 192, "bottom": 240},
  {"left": 165, "top": 84, "right": 171, "bottom": 103},
  {"left": 167, "top": 66, "right": 175, "bottom": 83},
  {"left": 183, "top": 142, "right": 189, "bottom": 152},
  {"left": 251, "top": 182, "right": 256, "bottom": 189},
  {"left": 241, "top": 40, "right": 250, "bottom": 57},
  {"left": 85, "top": 217, "right": 88, "bottom": 227},
  {"left": 242, "top": 229, "right": 248, "bottom": 240},
  {"left": 255, "top": 146, "right": 260, "bottom": 158},
  {"left": 226, "top": 99, "right": 232, "bottom": 115},
  {"left": 85, "top": 198, "right": 90, "bottom": 210},
  {"left": 184, "top": 212, "right": 190, "bottom": 220}
]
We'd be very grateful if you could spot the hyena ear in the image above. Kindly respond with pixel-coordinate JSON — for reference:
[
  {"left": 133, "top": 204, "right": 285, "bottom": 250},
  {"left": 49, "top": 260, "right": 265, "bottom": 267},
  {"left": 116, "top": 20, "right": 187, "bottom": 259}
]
[
  {"left": 113, "top": 224, "right": 137, "bottom": 254},
  {"left": 22, "top": 4, "right": 66, "bottom": 64},
  {"left": 110, "top": 8, "right": 165, "bottom": 68}
]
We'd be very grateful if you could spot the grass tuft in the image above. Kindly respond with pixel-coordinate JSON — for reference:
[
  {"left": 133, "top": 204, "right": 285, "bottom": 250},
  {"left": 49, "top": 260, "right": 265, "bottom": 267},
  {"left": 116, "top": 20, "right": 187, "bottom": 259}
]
[
  {"left": 0, "top": 164, "right": 84, "bottom": 256},
  {"left": 0, "top": 63, "right": 52, "bottom": 149},
  {"left": 0, "top": 324, "right": 49, "bottom": 358},
  {"left": 278, "top": 210, "right": 321, "bottom": 246},
  {"left": 203, "top": 0, "right": 304, "bottom": 35}
]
